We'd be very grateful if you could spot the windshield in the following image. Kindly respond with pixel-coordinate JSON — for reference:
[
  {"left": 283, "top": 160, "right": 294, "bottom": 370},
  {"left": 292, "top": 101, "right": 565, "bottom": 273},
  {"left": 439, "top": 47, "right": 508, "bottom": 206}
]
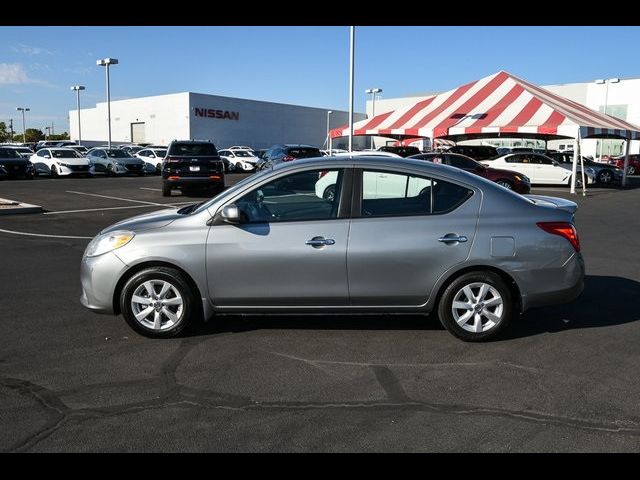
[
  {"left": 193, "top": 169, "right": 272, "bottom": 215},
  {"left": 106, "top": 149, "right": 130, "bottom": 158},
  {"left": 0, "top": 148, "right": 21, "bottom": 158},
  {"left": 235, "top": 151, "right": 253, "bottom": 157},
  {"left": 51, "top": 149, "right": 82, "bottom": 158},
  {"left": 154, "top": 150, "right": 167, "bottom": 157}
]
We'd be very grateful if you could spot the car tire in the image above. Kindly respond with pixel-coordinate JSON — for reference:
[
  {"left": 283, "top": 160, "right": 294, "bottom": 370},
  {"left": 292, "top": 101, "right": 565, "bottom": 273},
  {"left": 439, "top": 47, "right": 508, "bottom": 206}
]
[
  {"left": 496, "top": 179, "right": 514, "bottom": 190},
  {"left": 107, "top": 163, "right": 116, "bottom": 177},
  {"left": 236, "top": 162, "right": 243, "bottom": 171},
  {"left": 50, "top": 165, "right": 58, "bottom": 178},
  {"left": 597, "top": 169, "right": 613, "bottom": 184},
  {"left": 629, "top": 166, "right": 636, "bottom": 175},
  {"left": 137, "top": 171, "right": 146, "bottom": 177},
  {"left": 322, "top": 185, "right": 336, "bottom": 201},
  {"left": 568, "top": 176, "right": 583, "bottom": 188},
  {"left": 162, "top": 184, "right": 172, "bottom": 197},
  {"left": 437, "top": 271, "right": 513, "bottom": 342},
  {"left": 156, "top": 163, "right": 162, "bottom": 175},
  {"left": 120, "top": 267, "right": 197, "bottom": 338}
]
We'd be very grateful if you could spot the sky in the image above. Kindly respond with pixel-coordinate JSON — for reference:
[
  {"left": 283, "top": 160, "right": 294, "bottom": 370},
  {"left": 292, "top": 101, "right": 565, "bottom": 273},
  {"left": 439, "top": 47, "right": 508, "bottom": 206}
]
[{"left": 1, "top": 25, "right": 640, "bottom": 134}]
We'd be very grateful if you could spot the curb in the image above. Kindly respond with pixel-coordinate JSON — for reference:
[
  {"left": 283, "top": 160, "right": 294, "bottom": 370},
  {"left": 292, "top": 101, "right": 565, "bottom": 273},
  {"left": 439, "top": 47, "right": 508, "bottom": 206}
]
[{"left": 0, "top": 198, "right": 43, "bottom": 216}]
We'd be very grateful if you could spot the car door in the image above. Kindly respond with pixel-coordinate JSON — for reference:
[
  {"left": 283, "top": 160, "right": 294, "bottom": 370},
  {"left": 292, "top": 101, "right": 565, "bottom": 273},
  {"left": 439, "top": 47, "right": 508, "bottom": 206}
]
[
  {"left": 31, "top": 149, "right": 50, "bottom": 174},
  {"left": 503, "top": 154, "right": 537, "bottom": 182},
  {"left": 539, "top": 155, "right": 570, "bottom": 184},
  {"left": 348, "top": 168, "right": 478, "bottom": 306},
  {"left": 206, "top": 167, "right": 351, "bottom": 307}
]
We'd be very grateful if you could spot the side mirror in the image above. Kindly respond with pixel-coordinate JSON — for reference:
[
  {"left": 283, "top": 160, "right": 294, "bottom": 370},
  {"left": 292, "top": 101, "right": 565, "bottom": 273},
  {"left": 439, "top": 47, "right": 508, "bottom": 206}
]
[{"left": 221, "top": 204, "right": 241, "bottom": 224}]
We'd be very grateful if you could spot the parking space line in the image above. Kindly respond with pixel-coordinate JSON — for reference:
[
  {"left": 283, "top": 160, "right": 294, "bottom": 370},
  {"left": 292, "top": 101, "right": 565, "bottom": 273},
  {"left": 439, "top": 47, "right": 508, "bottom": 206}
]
[
  {"left": 0, "top": 227, "right": 92, "bottom": 239},
  {"left": 66, "top": 190, "right": 168, "bottom": 206},
  {"left": 140, "top": 187, "right": 161, "bottom": 192}
]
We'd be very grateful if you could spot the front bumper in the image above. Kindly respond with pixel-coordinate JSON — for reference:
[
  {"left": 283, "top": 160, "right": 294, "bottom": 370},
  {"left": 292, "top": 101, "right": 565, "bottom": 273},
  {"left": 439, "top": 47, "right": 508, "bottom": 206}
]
[{"left": 80, "top": 251, "right": 128, "bottom": 314}]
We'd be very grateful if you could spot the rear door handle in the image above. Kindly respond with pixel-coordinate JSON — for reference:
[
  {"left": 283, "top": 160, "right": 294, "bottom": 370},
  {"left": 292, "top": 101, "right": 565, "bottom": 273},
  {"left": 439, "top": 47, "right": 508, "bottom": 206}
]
[
  {"left": 306, "top": 237, "right": 335, "bottom": 247},
  {"left": 438, "top": 234, "right": 468, "bottom": 244}
]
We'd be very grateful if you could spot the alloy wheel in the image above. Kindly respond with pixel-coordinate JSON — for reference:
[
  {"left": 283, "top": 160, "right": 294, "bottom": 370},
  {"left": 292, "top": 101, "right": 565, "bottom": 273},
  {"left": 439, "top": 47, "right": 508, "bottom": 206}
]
[
  {"left": 451, "top": 282, "right": 504, "bottom": 333},
  {"left": 130, "top": 279, "right": 184, "bottom": 331}
]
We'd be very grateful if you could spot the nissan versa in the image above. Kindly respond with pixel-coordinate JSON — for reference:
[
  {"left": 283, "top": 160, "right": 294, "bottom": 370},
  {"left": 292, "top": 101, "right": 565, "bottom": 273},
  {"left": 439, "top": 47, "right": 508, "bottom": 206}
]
[{"left": 80, "top": 156, "right": 584, "bottom": 342}]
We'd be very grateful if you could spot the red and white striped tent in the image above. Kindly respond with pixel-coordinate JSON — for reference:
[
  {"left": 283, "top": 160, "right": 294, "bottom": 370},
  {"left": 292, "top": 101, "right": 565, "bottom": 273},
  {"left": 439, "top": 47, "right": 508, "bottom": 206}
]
[{"left": 330, "top": 70, "right": 640, "bottom": 142}]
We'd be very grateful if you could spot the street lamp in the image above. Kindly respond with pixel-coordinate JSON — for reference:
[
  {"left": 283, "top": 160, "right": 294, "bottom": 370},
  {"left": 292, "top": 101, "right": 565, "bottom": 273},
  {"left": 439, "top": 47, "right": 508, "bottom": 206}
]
[
  {"left": 71, "top": 85, "right": 86, "bottom": 146},
  {"left": 16, "top": 107, "right": 30, "bottom": 144},
  {"left": 96, "top": 58, "right": 119, "bottom": 148},
  {"left": 44, "top": 126, "right": 51, "bottom": 140},
  {"left": 326, "top": 110, "right": 333, "bottom": 154},
  {"left": 595, "top": 77, "right": 620, "bottom": 161},
  {"left": 365, "top": 88, "right": 382, "bottom": 149}
]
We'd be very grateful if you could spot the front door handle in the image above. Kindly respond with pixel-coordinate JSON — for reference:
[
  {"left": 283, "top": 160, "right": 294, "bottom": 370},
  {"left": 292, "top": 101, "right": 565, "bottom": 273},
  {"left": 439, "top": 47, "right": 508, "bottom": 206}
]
[
  {"left": 438, "top": 234, "right": 468, "bottom": 244},
  {"left": 306, "top": 236, "right": 336, "bottom": 248}
]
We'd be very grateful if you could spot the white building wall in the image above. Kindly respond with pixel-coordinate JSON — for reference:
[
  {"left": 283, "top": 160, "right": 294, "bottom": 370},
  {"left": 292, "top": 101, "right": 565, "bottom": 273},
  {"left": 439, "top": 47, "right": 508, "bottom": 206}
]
[
  {"left": 71, "top": 92, "right": 366, "bottom": 150},
  {"left": 70, "top": 92, "right": 190, "bottom": 146},
  {"left": 189, "top": 93, "right": 365, "bottom": 150}
]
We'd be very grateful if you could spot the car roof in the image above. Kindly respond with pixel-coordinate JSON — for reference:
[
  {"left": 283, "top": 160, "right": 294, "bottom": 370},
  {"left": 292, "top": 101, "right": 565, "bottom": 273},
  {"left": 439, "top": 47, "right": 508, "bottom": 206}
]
[{"left": 271, "top": 155, "right": 485, "bottom": 182}]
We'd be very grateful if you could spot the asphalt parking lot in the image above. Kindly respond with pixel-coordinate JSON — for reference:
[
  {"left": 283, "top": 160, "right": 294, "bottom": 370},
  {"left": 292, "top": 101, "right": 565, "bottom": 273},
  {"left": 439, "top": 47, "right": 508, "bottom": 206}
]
[{"left": 1, "top": 173, "right": 640, "bottom": 452}]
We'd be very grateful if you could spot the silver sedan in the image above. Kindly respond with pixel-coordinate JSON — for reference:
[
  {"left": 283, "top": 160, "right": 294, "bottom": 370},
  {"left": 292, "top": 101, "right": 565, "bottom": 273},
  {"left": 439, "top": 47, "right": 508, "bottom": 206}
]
[{"left": 80, "top": 156, "right": 584, "bottom": 342}]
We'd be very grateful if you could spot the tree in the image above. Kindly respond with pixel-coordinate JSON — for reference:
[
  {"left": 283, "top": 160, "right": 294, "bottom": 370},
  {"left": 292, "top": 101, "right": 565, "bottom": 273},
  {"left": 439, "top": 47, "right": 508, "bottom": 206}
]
[
  {"left": 23, "top": 128, "right": 44, "bottom": 142},
  {"left": 0, "top": 122, "right": 10, "bottom": 143},
  {"left": 47, "top": 132, "right": 70, "bottom": 141}
]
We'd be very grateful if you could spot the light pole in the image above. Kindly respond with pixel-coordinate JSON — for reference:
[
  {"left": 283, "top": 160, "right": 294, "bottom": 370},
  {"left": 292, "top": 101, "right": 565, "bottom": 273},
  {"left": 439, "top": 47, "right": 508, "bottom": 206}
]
[
  {"left": 44, "top": 126, "right": 51, "bottom": 140},
  {"left": 365, "top": 88, "right": 382, "bottom": 149},
  {"left": 96, "top": 58, "right": 119, "bottom": 148},
  {"left": 16, "top": 107, "right": 30, "bottom": 144},
  {"left": 595, "top": 77, "right": 620, "bottom": 161},
  {"left": 326, "top": 110, "right": 333, "bottom": 154},
  {"left": 71, "top": 85, "right": 86, "bottom": 145}
]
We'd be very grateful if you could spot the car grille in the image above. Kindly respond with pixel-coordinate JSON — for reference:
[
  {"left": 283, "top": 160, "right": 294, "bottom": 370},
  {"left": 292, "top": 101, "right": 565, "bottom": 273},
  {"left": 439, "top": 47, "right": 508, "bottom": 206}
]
[
  {"left": 125, "top": 164, "right": 142, "bottom": 171},
  {"left": 68, "top": 164, "right": 89, "bottom": 172}
]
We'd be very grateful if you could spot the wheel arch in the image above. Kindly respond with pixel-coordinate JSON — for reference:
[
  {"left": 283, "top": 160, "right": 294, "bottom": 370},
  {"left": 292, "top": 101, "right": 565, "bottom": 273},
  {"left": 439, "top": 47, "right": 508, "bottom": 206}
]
[
  {"left": 432, "top": 265, "right": 523, "bottom": 313},
  {"left": 112, "top": 260, "right": 204, "bottom": 317}
]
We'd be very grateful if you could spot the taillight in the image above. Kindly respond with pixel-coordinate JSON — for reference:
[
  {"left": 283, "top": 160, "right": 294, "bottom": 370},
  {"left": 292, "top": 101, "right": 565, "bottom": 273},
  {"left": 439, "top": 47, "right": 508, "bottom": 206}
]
[
  {"left": 537, "top": 222, "right": 580, "bottom": 252},
  {"left": 165, "top": 156, "right": 181, "bottom": 163},
  {"left": 282, "top": 155, "right": 295, "bottom": 162}
]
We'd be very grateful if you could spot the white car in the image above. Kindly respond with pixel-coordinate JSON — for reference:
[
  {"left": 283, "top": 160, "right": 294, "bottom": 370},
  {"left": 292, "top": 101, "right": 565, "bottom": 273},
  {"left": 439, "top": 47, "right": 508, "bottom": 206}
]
[
  {"left": 218, "top": 149, "right": 259, "bottom": 171},
  {"left": 3, "top": 146, "right": 34, "bottom": 158},
  {"left": 135, "top": 148, "right": 168, "bottom": 174},
  {"left": 481, "top": 152, "right": 594, "bottom": 186},
  {"left": 29, "top": 148, "right": 92, "bottom": 177},
  {"left": 315, "top": 166, "right": 430, "bottom": 201}
]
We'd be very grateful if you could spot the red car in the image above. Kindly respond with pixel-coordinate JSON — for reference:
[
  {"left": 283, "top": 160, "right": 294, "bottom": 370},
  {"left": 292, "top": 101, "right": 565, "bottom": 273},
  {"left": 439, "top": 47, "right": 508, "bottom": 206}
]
[
  {"left": 607, "top": 155, "right": 640, "bottom": 175},
  {"left": 410, "top": 152, "right": 531, "bottom": 194}
]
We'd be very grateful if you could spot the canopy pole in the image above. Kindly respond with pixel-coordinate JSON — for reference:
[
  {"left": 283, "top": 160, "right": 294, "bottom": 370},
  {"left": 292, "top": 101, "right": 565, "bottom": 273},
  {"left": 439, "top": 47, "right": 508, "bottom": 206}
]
[
  {"left": 570, "top": 132, "right": 579, "bottom": 194},
  {"left": 348, "top": 26, "right": 355, "bottom": 152},
  {"left": 622, "top": 136, "right": 631, "bottom": 187},
  {"left": 578, "top": 135, "right": 586, "bottom": 196}
]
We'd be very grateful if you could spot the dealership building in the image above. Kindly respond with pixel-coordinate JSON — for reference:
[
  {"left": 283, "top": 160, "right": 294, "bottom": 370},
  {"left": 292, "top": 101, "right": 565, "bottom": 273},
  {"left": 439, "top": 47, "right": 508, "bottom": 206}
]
[
  {"left": 70, "top": 92, "right": 367, "bottom": 150},
  {"left": 367, "top": 77, "right": 640, "bottom": 157}
]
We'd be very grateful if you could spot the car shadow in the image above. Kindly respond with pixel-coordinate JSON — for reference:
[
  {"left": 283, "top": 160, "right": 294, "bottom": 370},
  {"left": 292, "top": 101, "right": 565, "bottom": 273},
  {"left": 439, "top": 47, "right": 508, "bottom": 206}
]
[{"left": 185, "top": 275, "right": 640, "bottom": 340}]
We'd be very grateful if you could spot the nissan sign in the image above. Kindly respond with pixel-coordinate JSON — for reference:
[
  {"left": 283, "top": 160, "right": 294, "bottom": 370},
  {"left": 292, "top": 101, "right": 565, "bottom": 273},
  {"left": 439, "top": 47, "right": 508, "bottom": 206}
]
[{"left": 194, "top": 108, "right": 240, "bottom": 120}]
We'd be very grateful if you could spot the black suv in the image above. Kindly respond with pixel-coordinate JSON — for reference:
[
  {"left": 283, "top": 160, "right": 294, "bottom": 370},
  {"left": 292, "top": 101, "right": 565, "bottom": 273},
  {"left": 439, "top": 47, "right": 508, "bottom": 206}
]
[
  {"left": 0, "top": 147, "right": 36, "bottom": 179},
  {"left": 256, "top": 144, "right": 322, "bottom": 170},
  {"left": 162, "top": 140, "right": 225, "bottom": 196},
  {"left": 377, "top": 146, "right": 421, "bottom": 157},
  {"left": 447, "top": 145, "right": 498, "bottom": 161}
]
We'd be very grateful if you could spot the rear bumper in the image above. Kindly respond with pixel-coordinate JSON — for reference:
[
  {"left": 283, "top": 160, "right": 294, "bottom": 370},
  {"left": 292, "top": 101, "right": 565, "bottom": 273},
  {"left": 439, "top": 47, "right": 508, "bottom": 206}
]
[
  {"left": 163, "top": 176, "right": 224, "bottom": 188},
  {"left": 520, "top": 253, "right": 585, "bottom": 311}
]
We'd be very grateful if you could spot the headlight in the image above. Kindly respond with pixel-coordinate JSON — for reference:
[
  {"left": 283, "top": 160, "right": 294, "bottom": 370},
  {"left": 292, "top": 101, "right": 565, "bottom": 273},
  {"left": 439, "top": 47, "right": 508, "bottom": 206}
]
[
  {"left": 85, "top": 230, "right": 135, "bottom": 257},
  {"left": 515, "top": 175, "right": 530, "bottom": 183},
  {"left": 58, "top": 162, "right": 70, "bottom": 167}
]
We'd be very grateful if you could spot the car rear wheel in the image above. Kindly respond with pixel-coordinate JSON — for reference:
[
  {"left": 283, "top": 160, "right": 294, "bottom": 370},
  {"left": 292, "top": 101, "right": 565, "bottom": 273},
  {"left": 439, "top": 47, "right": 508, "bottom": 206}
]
[
  {"left": 162, "top": 184, "right": 172, "bottom": 197},
  {"left": 496, "top": 179, "right": 513, "bottom": 190},
  {"left": 568, "top": 176, "right": 583, "bottom": 188},
  {"left": 628, "top": 166, "right": 636, "bottom": 175},
  {"left": 437, "top": 271, "right": 513, "bottom": 342},
  {"left": 322, "top": 185, "right": 336, "bottom": 201},
  {"left": 120, "top": 267, "right": 196, "bottom": 338},
  {"left": 597, "top": 169, "right": 613, "bottom": 184},
  {"left": 156, "top": 163, "right": 162, "bottom": 175}
]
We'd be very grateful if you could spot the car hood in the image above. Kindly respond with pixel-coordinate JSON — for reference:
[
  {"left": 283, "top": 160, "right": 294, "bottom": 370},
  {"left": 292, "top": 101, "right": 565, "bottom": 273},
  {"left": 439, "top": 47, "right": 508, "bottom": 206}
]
[
  {"left": 101, "top": 207, "right": 180, "bottom": 234},
  {"left": 0, "top": 158, "right": 30, "bottom": 166},
  {"left": 107, "top": 157, "right": 143, "bottom": 164},
  {"left": 52, "top": 157, "right": 89, "bottom": 165},
  {"left": 524, "top": 195, "right": 578, "bottom": 214}
]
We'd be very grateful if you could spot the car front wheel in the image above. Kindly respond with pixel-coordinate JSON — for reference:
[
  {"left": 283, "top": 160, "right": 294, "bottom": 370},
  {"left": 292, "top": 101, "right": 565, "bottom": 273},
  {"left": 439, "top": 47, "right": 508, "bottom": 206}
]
[
  {"left": 496, "top": 179, "right": 513, "bottom": 190},
  {"left": 162, "top": 184, "right": 172, "bottom": 197},
  {"left": 120, "top": 267, "right": 196, "bottom": 338},
  {"left": 437, "top": 271, "right": 513, "bottom": 342},
  {"left": 597, "top": 169, "right": 613, "bottom": 184}
]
